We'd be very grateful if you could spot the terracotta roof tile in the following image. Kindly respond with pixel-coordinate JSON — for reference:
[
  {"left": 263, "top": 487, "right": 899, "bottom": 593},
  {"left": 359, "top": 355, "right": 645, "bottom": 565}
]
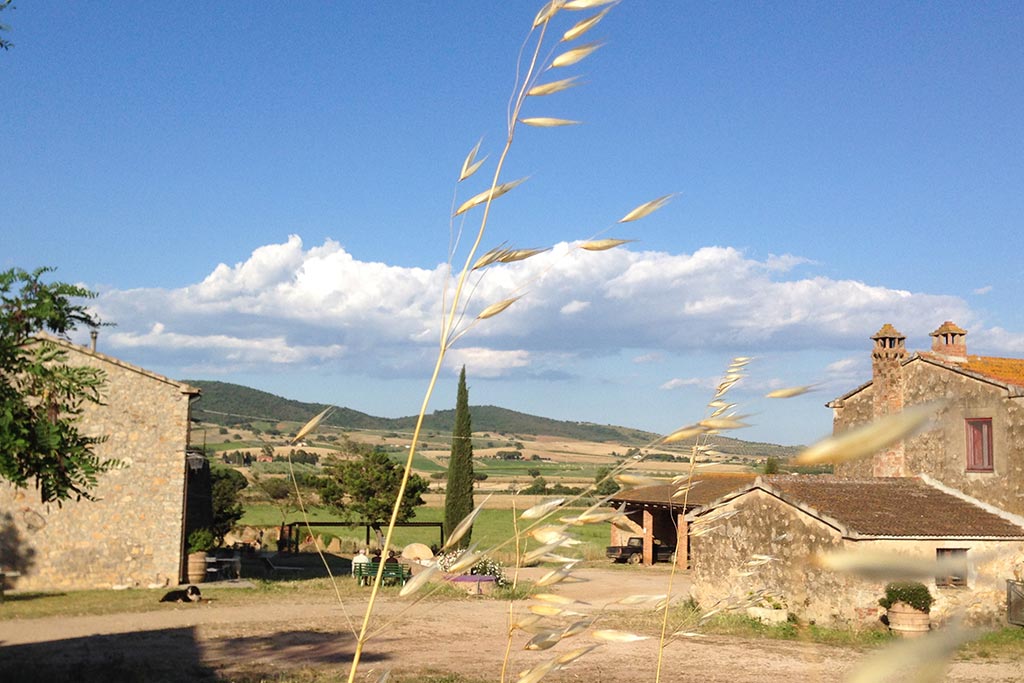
[
  {"left": 759, "top": 476, "right": 1024, "bottom": 538},
  {"left": 609, "top": 473, "right": 758, "bottom": 509}
]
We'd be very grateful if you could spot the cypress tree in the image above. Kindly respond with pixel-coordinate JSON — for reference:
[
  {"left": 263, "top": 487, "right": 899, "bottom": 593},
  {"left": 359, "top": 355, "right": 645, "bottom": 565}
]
[{"left": 444, "top": 365, "right": 475, "bottom": 548}]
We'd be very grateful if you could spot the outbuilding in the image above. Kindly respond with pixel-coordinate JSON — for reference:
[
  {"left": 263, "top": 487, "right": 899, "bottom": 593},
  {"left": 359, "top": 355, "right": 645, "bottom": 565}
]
[{"left": 687, "top": 475, "right": 1024, "bottom": 625}]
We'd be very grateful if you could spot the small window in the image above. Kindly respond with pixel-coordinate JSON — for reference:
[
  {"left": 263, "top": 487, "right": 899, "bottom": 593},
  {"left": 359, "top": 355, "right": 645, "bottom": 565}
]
[
  {"left": 965, "top": 418, "right": 993, "bottom": 472},
  {"left": 936, "top": 548, "right": 968, "bottom": 587}
]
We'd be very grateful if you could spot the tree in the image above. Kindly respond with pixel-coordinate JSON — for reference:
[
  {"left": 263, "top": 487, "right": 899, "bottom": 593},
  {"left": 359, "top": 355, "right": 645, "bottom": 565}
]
[
  {"left": 764, "top": 456, "right": 780, "bottom": 475},
  {"left": 210, "top": 467, "right": 246, "bottom": 544},
  {"left": 444, "top": 366, "right": 475, "bottom": 548},
  {"left": 593, "top": 465, "right": 620, "bottom": 496},
  {"left": 0, "top": 267, "right": 117, "bottom": 503},
  {"left": 321, "top": 445, "right": 428, "bottom": 545},
  {"left": 0, "top": 1, "right": 14, "bottom": 52}
]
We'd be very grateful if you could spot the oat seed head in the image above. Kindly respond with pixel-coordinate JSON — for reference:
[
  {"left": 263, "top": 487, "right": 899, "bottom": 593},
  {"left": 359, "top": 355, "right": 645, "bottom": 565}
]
[
  {"left": 290, "top": 405, "right": 334, "bottom": 445},
  {"left": 458, "top": 139, "right": 485, "bottom": 182},
  {"left": 527, "top": 76, "right": 582, "bottom": 97},
  {"left": 765, "top": 384, "right": 818, "bottom": 399},
  {"left": 477, "top": 296, "right": 522, "bottom": 320},
  {"left": 592, "top": 629, "right": 649, "bottom": 643},
  {"left": 561, "top": 7, "right": 612, "bottom": 42},
  {"left": 551, "top": 41, "right": 603, "bottom": 68},
  {"left": 579, "top": 238, "right": 635, "bottom": 251},
  {"left": 442, "top": 494, "right": 492, "bottom": 552},
  {"left": 521, "top": 497, "right": 566, "bottom": 519},
  {"left": 618, "top": 193, "right": 675, "bottom": 222},
  {"left": 453, "top": 177, "right": 529, "bottom": 216},
  {"left": 519, "top": 116, "right": 581, "bottom": 127},
  {"left": 794, "top": 401, "right": 943, "bottom": 465}
]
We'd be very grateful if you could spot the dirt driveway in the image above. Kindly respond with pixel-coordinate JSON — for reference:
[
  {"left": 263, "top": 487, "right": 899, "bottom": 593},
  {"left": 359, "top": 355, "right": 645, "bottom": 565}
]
[{"left": 0, "top": 567, "right": 1020, "bottom": 682}]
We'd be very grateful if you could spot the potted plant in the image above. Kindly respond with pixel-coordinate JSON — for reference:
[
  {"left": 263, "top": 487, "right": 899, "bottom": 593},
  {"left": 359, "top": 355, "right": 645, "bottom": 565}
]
[
  {"left": 879, "top": 581, "right": 934, "bottom": 637},
  {"left": 187, "top": 528, "right": 217, "bottom": 583}
]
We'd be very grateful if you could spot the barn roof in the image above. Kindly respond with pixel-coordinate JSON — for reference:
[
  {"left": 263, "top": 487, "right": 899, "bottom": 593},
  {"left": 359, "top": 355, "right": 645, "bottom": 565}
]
[
  {"left": 689, "top": 475, "right": 1024, "bottom": 539},
  {"left": 608, "top": 473, "right": 758, "bottom": 510}
]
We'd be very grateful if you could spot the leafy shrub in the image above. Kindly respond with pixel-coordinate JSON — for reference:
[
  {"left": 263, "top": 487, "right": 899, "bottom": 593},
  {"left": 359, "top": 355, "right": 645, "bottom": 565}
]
[
  {"left": 188, "top": 528, "right": 216, "bottom": 553},
  {"left": 879, "top": 581, "right": 934, "bottom": 612}
]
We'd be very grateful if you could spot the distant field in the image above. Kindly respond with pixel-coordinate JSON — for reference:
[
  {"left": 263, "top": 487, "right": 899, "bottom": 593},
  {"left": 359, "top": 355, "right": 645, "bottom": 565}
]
[{"left": 239, "top": 503, "right": 611, "bottom": 562}]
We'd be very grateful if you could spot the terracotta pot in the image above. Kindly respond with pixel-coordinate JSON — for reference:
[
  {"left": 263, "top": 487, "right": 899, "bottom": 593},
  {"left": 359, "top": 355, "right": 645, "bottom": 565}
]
[{"left": 887, "top": 601, "right": 930, "bottom": 637}]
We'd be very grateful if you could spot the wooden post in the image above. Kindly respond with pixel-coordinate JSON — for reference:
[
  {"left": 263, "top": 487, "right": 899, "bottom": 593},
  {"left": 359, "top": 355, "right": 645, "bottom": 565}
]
[
  {"left": 675, "top": 512, "right": 688, "bottom": 569},
  {"left": 643, "top": 509, "right": 654, "bottom": 566}
]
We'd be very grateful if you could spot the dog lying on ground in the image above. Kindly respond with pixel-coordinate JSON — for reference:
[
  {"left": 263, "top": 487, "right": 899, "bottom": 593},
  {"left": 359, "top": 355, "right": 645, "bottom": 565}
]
[{"left": 159, "top": 585, "right": 202, "bottom": 603}]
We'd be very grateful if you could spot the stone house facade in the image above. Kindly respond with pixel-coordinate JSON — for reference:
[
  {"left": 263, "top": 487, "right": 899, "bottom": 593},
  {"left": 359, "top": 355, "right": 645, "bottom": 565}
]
[
  {"left": 831, "top": 321, "right": 1024, "bottom": 516},
  {"left": 0, "top": 335, "right": 201, "bottom": 590},
  {"left": 687, "top": 476, "right": 1024, "bottom": 626}
]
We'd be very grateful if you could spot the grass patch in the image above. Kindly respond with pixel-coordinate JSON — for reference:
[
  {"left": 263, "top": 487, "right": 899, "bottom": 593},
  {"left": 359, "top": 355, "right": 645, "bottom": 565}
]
[
  {"left": 957, "top": 626, "right": 1024, "bottom": 660},
  {"left": 237, "top": 503, "right": 609, "bottom": 563}
]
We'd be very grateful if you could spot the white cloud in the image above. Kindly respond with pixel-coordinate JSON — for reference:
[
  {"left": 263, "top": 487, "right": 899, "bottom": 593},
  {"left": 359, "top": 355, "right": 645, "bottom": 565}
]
[
  {"left": 633, "top": 352, "right": 663, "bottom": 364},
  {"left": 560, "top": 300, "right": 590, "bottom": 315},
  {"left": 973, "top": 285, "right": 993, "bottom": 295},
  {"left": 91, "top": 235, "right": 985, "bottom": 380},
  {"left": 445, "top": 347, "right": 531, "bottom": 378},
  {"left": 660, "top": 377, "right": 702, "bottom": 390}
]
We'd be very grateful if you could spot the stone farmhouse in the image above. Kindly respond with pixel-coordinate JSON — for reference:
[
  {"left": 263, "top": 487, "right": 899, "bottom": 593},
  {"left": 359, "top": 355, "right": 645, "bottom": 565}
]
[
  {"left": 831, "top": 321, "right": 1024, "bottom": 516},
  {"left": 683, "top": 320, "right": 1024, "bottom": 625},
  {"left": 687, "top": 475, "right": 1024, "bottom": 626},
  {"left": 0, "top": 334, "right": 205, "bottom": 591}
]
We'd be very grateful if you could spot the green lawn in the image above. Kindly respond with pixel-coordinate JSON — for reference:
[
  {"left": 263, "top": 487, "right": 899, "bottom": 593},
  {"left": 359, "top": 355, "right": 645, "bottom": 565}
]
[{"left": 239, "top": 503, "right": 610, "bottom": 561}]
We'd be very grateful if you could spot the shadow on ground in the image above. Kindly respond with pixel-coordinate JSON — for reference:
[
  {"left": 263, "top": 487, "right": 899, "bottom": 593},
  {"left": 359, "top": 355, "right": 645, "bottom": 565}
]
[{"left": 0, "top": 625, "right": 383, "bottom": 682}]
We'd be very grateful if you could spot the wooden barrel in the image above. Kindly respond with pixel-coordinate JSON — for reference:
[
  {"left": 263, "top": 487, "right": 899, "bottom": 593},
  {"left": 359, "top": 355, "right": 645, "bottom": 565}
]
[
  {"left": 187, "top": 552, "right": 208, "bottom": 584},
  {"left": 887, "top": 602, "right": 930, "bottom": 637}
]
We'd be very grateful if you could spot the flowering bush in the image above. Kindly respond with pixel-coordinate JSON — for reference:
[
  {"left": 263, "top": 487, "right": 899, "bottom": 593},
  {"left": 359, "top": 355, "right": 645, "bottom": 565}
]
[{"left": 436, "top": 550, "right": 510, "bottom": 587}]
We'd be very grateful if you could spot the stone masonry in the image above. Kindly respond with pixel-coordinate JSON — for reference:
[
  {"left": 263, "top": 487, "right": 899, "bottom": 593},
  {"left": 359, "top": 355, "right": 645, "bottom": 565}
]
[
  {"left": 0, "top": 336, "right": 198, "bottom": 590},
  {"left": 833, "top": 322, "right": 1024, "bottom": 517}
]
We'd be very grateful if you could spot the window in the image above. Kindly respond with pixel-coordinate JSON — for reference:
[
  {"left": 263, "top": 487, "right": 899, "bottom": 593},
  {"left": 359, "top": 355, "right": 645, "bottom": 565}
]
[
  {"left": 936, "top": 548, "right": 968, "bottom": 588},
  {"left": 965, "top": 418, "right": 993, "bottom": 472}
]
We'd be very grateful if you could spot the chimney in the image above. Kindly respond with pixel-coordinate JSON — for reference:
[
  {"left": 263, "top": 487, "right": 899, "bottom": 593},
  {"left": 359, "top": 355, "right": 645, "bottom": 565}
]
[
  {"left": 929, "top": 321, "right": 967, "bottom": 361},
  {"left": 90, "top": 330, "right": 98, "bottom": 352},
  {"left": 870, "top": 324, "right": 907, "bottom": 477}
]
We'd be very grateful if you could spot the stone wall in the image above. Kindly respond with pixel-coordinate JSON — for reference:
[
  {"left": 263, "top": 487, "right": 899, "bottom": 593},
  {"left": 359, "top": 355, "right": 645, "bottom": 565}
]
[
  {"left": 836, "top": 359, "right": 1024, "bottom": 516},
  {"left": 689, "top": 489, "right": 869, "bottom": 626},
  {"left": 689, "top": 489, "right": 1024, "bottom": 626},
  {"left": 0, "top": 341, "right": 196, "bottom": 590}
]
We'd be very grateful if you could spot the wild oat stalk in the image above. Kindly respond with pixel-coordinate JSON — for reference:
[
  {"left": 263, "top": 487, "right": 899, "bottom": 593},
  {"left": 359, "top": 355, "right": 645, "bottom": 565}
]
[{"left": 344, "top": 2, "right": 665, "bottom": 680}]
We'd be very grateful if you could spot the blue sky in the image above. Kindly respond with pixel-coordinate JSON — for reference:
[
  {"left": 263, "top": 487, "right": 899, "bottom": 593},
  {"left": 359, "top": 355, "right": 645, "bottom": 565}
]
[{"left": 4, "top": 2, "right": 1023, "bottom": 446}]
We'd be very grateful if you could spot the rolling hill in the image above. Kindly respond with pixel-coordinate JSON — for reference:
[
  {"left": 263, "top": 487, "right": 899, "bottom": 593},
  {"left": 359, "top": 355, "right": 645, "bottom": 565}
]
[{"left": 184, "top": 379, "right": 800, "bottom": 457}]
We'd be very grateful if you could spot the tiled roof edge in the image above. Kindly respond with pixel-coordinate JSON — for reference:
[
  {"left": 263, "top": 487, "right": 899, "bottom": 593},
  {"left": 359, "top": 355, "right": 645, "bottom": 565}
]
[{"left": 919, "top": 474, "right": 1024, "bottom": 530}]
